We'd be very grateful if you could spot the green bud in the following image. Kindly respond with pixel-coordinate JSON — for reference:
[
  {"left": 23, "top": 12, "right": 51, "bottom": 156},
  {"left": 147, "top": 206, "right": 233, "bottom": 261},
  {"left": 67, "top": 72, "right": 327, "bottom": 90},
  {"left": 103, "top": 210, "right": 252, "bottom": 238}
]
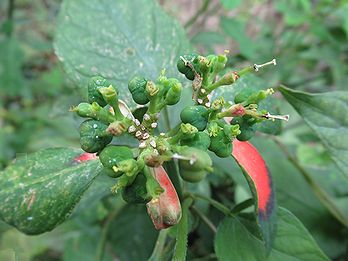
[
  {"left": 180, "top": 131, "right": 211, "bottom": 150},
  {"left": 177, "top": 147, "right": 212, "bottom": 172},
  {"left": 209, "top": 131, "right": 232, "bottom": 158},
  {"left": 99, "top": 145, "right": 134, "bottom": 177},
  {"left": 177, "top": 54, "right": 199, "bottom": 80},
  {"left": 180, "top": 169, "right": 207, "bottom": 183},
  {"left": 88, "top": 76, "right": 111, "bottom": 107},
  {"left": 128, "top": 76, "right": 150, "bottom": 105},
  {"left": 165, "top": 79, "right": 182, "bottom": 105},
  {"left": 79, "top": 120, "right": 113, "bottom": 153},
  {"left": 231, "top": 116, "right": 256, "bottom": 141},
  {"left": 180, "top": 105, "right": 209, "bottom": 131},
  {"left": 73, "top": 102, "right": 94, "bottom": 118}
]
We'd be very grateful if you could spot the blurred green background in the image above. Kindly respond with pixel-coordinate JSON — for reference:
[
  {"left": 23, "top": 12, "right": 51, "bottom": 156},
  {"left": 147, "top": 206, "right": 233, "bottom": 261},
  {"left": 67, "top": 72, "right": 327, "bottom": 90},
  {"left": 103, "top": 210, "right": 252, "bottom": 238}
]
[{"left": 0, "top": 0, "right": 347, "bottom": 260}]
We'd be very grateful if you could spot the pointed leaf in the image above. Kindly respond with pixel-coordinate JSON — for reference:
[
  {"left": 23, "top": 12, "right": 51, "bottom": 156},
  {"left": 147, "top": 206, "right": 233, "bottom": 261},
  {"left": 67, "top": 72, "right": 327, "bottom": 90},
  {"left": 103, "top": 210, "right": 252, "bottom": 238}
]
[
  {"left": 54, "top": 0, "right": 191, "bottom": 109},
  {"left": 232, "top": 140, "right": 276, "bottom": 251},
  {"left": 0, "top": 149, "right": 101, "bottom": 235},
  {"left": 279, "top": 86, "right": 348, "bottom": 177}
]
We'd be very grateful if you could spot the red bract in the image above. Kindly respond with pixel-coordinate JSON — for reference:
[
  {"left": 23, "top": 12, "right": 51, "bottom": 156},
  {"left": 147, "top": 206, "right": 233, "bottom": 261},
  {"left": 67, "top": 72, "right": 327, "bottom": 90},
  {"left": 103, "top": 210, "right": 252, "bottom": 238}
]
[
  {"left": 232, "top": 140, "right": 272, "bottom": 214},
  {"left": 146, "top": 166, "right": 182, "bottom": 230},
  {"left": 232, "top": 139, "right": 276, "bottom": 250}
]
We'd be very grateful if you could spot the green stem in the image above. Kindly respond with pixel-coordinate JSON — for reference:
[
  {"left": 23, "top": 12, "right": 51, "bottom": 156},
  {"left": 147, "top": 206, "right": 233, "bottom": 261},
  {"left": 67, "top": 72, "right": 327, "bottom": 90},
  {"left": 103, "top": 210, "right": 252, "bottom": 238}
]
[
  {"left": 191, "top": 193, "right": 234, "bottom": 217},
  {"left": 191, "top": 205, "right": 217, "bottom": 233},
  {"left": 184, "top": 0, "right": 210, "bottom": 28},
  {"left": 96, "top": 197, "right": 126, "bottom": 261},
  {"left": 231, "top": 198, "right": 254, "bottom": 214},
  {"left": 163, "top": 106, "right": 171, "bottom": 131},
  {"left": 173, "top": 197, "right": 193, "bottom": 261},
  {"left": 6, "top": 0, "right": 15, "bottom": 37},
  {"left": 148, "top": 229, "right": 168, "bottom": 261},
  {"left": 272, "top": 137, "right": 348, "bottom": 227}
]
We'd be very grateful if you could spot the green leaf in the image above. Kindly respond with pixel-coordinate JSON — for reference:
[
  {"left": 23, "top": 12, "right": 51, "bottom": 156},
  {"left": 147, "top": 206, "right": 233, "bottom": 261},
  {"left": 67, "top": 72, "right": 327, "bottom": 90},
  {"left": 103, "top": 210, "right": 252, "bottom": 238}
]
[
  {"left": 54, "top": 0, "right": 191, "bottom": 109},
  {"left": 107, "top": 204, "right": 158, "bottom": 261},
  {"left": 279, "top": 86, "right": 348, "bottom": 177},
  {"left": 215, "top": 207, "right": 329, "bottom": 261},
  {"left": 0, "top": 148, "right": 101, "bottom": 235}
]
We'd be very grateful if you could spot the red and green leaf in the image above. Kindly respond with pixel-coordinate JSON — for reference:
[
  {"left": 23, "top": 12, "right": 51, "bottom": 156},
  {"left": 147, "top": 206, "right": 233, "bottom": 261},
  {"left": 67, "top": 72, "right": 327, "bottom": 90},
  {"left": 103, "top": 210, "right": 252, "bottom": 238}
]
[
  {"left": 0, "top": 148, "right": 101, "bottom": 235},
  {"left": 232, "top": 139, "right": 277, "bottom": 251}
]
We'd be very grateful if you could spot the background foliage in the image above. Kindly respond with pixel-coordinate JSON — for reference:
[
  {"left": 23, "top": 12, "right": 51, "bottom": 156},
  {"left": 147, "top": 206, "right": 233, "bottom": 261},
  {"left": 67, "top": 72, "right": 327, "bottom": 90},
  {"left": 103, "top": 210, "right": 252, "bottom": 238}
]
[{"left": 0, "top": 0, "right": 347, "bottom": 260}]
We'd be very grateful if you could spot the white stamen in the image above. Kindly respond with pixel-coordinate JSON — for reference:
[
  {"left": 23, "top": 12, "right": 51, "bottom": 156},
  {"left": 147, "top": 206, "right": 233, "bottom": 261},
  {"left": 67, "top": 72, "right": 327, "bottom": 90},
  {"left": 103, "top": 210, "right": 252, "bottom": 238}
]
[
  {"left": 128, "top": 125, "right": 136, "bottom": 133},
  {"left": 197, "top": 99, "right": 203, "bottom": 104},
  {"left": 134, "top": 119, "right": 141, "bottom": 126},
  {"left": 151, "top": 122, "right": 158, "bottom": 128},
  {"left": 265, "top": 112, "right": 289, "bottom": 121},
  {"left": 143, "top": 114, "right": 151, "bottom": 121},
  {"left": 139, "top": 141, "right": 147, "bottom": 148},
  {"left": 150, "top": 140, "right": 157, "bottom": 148},
  {"left": 254, "top": 58, "right": 277, "bottom": 72},
  {"left": 143, "top": 133, "right": 150, "bottom": 139},
  {"left": 135, "top": 131, "right": 142, "bottom": 137}
]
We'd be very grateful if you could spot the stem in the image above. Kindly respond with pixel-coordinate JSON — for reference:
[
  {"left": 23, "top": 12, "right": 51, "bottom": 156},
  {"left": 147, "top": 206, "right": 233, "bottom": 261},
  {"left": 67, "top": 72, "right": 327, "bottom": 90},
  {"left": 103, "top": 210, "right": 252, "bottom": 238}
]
[
  {"left": 272, "top": 137, "right": 348, "bottom": 227},
  {"left": 231, "top": 198, "right": 254, "bottom": 214},
  {"left": 184, "top": 0, "right": 210, "bottom": 28},
  {"left": 6, "top": 0, "right": 15, "bottom": 37},
  {"left": 148, "top": 230, "right": 168, "bottom": 261},
  {"left": 163, "top": 106, "right": 171, "bottom": 131},
  {"left": 173, "top": 198, "right": 193, "bottom": 261},
  {"left": 191, "top": 205, "right": 217, "bottom": 233},
  {"left": 191, "top": 193, "right": 234, "bottom": 217},
  {"left": 96, "top": 197, "right": 126, "bottom": 261}
]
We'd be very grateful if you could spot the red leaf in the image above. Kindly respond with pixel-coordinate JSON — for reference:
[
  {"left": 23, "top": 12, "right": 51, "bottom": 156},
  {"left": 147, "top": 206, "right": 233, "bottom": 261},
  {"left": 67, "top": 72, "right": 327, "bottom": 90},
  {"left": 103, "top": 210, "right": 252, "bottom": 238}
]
[{"left": 146, "top": 166, "right": 182, "bottom": 230}]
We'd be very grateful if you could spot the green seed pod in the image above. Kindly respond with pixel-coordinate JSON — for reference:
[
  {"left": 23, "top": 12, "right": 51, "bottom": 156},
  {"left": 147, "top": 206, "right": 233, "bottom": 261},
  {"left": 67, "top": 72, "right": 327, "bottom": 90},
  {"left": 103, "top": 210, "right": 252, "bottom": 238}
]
[
  {"left": 165, "top": 79, "right": 182, "bottom": 105},
  {"left": 122, "top": 172, "right": 152, "bottom": 204},
  {"left": 180, "top": 131, "right": 211, "bottom": 150},
  {"left": 178, "top": 147, "right": 212, "bottom": 172},
  {"left": 177, "top": 54, "right": 198, "bottom": 80},
  {"left": 88, "top": 76, "right": 111, "bottom": 107},
  {"left": 180, "top": 169, "right": 207, "bottom": 183},
  {"left": 180, "top": 105, "right": 209, "bottom": 131},
  {"left": 79, "top": 120, "right": 113, "bottom": 153},
  {"left": 99, "top": 145, "right": 134, "bottom": 177},
  {"left": 128, "top": 76, "right": 150, "bottom": 105},
  {"left": 74, "top": 102, "right": 94, "bottom": 118},
  {"left": 209, "top": 131, "right": 232, "bottom": 158}
]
